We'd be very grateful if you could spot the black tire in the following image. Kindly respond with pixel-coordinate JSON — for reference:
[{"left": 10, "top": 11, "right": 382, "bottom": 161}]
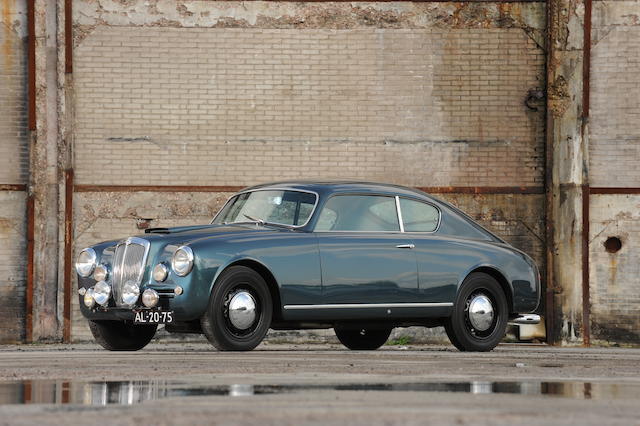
[
  {"left": 201, "top": 266, "right": 273, "bottom": 351},
  {"left": 445, "top": 272, "right": 509, "bottom": 352},
  {"left": 334, "top": 327, "right": 392, "bottom": 350},
  {"left": 88, "top": 320, "right": 157, "bottom": 351}
]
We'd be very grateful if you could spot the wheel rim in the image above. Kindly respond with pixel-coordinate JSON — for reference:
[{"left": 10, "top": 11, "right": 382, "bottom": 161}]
[
  {"left": 223, "top": 288, "right": 260, "bottom": 336},
  {"left": 464, "top": 291, "right": 497, "bottom": 338}
]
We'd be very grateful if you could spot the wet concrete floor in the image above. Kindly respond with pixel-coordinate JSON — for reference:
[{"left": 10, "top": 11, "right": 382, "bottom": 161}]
[
  {"left": 0, "top": 343, "right": 639, "bottom": 425},
  {"left": 1, "top": 378, "right": 636, "bottom": 405}
]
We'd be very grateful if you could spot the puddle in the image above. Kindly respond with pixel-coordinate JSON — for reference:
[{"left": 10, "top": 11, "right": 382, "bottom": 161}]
[{"left": 0, "top": 379, "right": 637, "bottom": 406}]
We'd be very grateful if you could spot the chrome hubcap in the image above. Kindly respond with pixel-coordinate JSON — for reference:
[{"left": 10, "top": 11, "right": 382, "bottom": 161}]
[
  {"left": 227, "top": 291, "right": 257, "bottom": 330},
  {"left": 467, "top": 294, "right": 494, "bottom": 332}
]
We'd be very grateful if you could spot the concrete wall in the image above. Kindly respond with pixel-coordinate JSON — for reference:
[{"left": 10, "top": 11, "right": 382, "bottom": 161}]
[
  {"left": 588, "top": 1, "right": 640, "bottom": 344},
  {"left": 0, "top": 0, "right": 28, "bottom": 343}
]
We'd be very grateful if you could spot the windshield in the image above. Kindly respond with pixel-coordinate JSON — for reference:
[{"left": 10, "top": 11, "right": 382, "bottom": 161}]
[{"left": 213, "top": 190, "right": 317, "bottom": 227}]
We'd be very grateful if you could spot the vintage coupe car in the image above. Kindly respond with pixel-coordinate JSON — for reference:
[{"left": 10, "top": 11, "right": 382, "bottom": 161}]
[{"left": 76, "top": 181, "right": 540, "bottom": 352}]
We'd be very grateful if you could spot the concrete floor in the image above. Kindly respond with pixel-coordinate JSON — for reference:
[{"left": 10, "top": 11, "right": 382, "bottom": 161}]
[{"left": 1, "top": 342, "right": 639, "bottom": 425}]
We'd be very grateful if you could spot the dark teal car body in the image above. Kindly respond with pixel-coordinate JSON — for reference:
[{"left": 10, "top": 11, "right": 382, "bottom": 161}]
[{"left": 77, "top": 181, "right": 540, "bottom": 351}]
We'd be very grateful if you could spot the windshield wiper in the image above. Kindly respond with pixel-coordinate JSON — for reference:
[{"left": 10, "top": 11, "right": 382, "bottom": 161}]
[{"left": 240, "top": 214, "right": 293, "bottom": 229}]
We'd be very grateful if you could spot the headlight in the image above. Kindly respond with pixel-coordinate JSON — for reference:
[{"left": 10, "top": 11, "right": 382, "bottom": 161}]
[
  {"left": 121, "top": 280, "right": 140, "bottom": 306},
  {"left": 76, "top": 248, "right": 97, "bottom": 277},
  {"left": 152, "top": 263, "right": 169, "bottom": 282},
  {"left": 93, "top": 264, "right": 109, "bottom": 282},
  {"left": 93, "top": 281, "right": 111, "bottom": 306},
  {"left": 83, "top": 288, "right": 96, "bottom": 308},
  {"left": 171, "top": 246, "right": 194, "bottom": 277},
  {"left": 142, "top": 289, "right": 159, "bottom": 308}
]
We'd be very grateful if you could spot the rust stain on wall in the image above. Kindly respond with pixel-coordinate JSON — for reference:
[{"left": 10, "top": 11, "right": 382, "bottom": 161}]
[{"left": 1, "top": 0, "right": 13, "bottom": 69}]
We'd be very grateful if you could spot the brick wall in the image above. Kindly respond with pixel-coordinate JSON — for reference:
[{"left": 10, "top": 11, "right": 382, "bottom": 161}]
[
  {"left": 590, "top": 23, "right": 640, "bottom": 187},
  {"left": 589, "top": 195, "right": 640, "bottom": 344},
  {"left": 69, "top": 2, "right": 548, "bottom": 342},
  {"left": 587, "top": 2, "right": 640, "bottom": 344},
  {"left": 0, "top": 0, "right": 28, "bottom": 343},
  {"left": 0, "top": 0, "right": 28, "bottom": 185},
  {"left": 73, "top": 26, "right": 545, "bottom": 187},
  {"left": 0, "top": 192, "right": 27, "bottom": 343}
]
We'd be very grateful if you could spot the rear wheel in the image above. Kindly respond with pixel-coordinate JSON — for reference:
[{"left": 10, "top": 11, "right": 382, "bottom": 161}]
[
  {"left": 334, "top": 327, "right": 392, "bottom": 350},
  {"left": 201, "top": 266, "right": 272, "bottom": 351},
  {"left": 89, "top": 320, "right": 157, "bottom": 351},
  {"left": 445, "top": 272, "right": 509, "bottom": 352}
]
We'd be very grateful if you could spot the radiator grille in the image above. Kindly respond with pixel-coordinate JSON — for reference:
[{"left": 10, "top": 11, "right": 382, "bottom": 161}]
[{"left": 111, "top": 238, "right": 149, "bottom": 306}]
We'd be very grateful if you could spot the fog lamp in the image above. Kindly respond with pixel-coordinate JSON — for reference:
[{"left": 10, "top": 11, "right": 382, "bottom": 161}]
[
  {"left": 122, "top": 280, "right": 140, "bottom": 306},
  {"left": 142, "top": 289, "right": 159, "bottom": 308},
  {"left": 93, "top": 281, "right": 111, "bottom": 306},
  {"left": 83, "top": 288, "right": 96, "bottom": 308},
  {"left": 93, "top": 264, "right": 109, "bottom": 282}
]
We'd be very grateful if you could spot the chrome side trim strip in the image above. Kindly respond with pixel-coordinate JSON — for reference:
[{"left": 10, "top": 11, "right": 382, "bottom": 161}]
[{"left": 283, "top": 302, "right": 453, "bottom": 310}]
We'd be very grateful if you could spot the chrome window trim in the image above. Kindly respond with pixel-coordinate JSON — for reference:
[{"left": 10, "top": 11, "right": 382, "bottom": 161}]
[
  {"left": 395, "top": 196, "right": 405, "bottom": 233},
  {"left": 284, "top": 302, "right": 453, "bottom": 310},
  {"left": 211, "top": 188, "right": 320, "bottom": 228}
]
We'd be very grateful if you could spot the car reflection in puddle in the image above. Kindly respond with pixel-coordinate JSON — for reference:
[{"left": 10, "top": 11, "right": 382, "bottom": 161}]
[{"left": 0, "top": 379, "right": 637, "bottom": 406}]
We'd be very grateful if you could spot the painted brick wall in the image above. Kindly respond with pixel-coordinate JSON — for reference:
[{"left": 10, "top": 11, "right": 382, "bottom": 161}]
[
  {"left": 0, "top": 0, "right": 28, "bottom": 343},
  {"left": 590, "top": 5, "right": 640, "bottom": 187},
  {"left": 0, "top": 192, "right": 27, "bottom": 343},
  {"left": 588, "top": 2, "right": 640, "bottom": 344},
  {"left": 589, "top": 195, "right": 640, "bottom": 344},
  {"left": 73, "top": 26, "right": 545, "bottom": 187},
  {"left": 0, "top": 0, "right": 28, "bottom": 185}
]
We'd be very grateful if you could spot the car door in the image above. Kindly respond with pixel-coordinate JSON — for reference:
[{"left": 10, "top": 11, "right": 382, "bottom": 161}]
[
  {"left": 398, "top": 197, "right": 458, "bottom": 303},
  {"left": 314, "top": 194, "right": 419, "bottom": 308}
]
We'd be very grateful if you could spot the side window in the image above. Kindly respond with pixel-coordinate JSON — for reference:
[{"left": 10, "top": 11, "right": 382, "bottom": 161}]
[
  {"left": 400, "top": 198, "right": 440, "bottom": 232},
  {"left": 315, "top": 195, "right": 400, "bottom": 232}
]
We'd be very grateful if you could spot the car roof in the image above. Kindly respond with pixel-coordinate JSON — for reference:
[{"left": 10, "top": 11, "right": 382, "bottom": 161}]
[{"left": 243, "top": 180, "right": 436, "bottom": 202}]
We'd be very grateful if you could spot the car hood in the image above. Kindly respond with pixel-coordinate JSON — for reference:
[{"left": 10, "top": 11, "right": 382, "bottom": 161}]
[{"left": 91, "top": 223, "right": 289, "bottom": 251}]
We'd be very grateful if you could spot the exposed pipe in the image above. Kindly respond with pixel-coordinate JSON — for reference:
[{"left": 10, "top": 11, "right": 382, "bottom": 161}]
[{"left": 62, "top": 169, "right": 74, "bottom": 343}]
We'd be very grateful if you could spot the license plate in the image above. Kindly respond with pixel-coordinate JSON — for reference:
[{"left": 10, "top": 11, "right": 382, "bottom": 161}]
[{"left": 134, "top": 310, "right": 174, "bottom": 324}]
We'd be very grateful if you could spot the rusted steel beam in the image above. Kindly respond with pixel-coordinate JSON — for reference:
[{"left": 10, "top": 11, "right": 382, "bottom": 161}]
[
  {"left": 581, "top": 184, "right": 590, "bottom": 346},
  {"left": 27, "top": 0, "right": 35, "bottom": 130},
  {"left": 582, "top": 0, "right": 592, "bottom": 121},
  {"left": 65, "top": 0, "right": 72, "bottom": 73},
  {"left": 74, "top": 185, "right": 245, "bottom": 193},
  {"left": 74, "top": 185, "right": 544, "bottom": 194},
  {"left": 211, "top": 0, "right": 546, "bottom": 2},
  {"left": 25, "top": 195, "right": 35, "bottom": 343},
  {"left": 416, "top": 186, "right": 544, "bottom": 195},
  {"left": 0, "top": 184, "right": 27, "bottom": 191},
  {"left": 62, "top": 170, "right": 74, "bottom": 343},
  {"left": 590, "top": 187, "right": 640, "bottom": 195}
]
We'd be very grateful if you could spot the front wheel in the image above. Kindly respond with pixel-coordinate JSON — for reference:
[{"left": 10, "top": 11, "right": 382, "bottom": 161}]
[
  {"left": 445, "top": 272, "right": 509, "bottom": 352},
  {"left": 201, "top": 266, "right": 272, "bottom": 351},
  {"left": 88, "top": 320, "right": 157, "bottom": 351},
  {"left": 334, "top": 327, "right": 392, "bottom": 350}
]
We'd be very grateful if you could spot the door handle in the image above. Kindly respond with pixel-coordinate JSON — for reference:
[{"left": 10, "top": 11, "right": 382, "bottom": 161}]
[{"left": 395, "top": 244, "right": 415, "bottom": 249}]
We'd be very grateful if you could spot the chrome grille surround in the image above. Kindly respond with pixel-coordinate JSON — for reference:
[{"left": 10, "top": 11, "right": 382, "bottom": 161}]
[{"left": 111, "top": 237, "right": 150, "bottom": 307}]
